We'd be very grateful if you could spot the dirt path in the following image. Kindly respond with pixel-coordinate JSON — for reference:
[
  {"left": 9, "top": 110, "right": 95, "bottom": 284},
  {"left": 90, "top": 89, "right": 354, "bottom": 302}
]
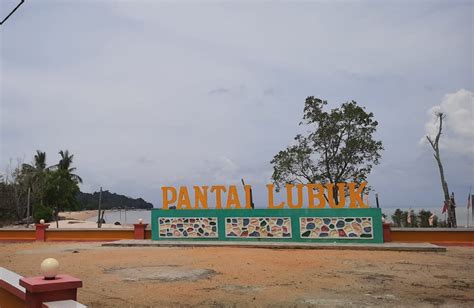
[{"left": 0, "top": 242, "right": 472, "bottom": 307}]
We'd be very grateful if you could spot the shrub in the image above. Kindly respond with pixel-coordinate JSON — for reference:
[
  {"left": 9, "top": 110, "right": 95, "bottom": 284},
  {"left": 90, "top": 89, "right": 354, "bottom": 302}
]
[{"left": 33, "top": 204, "right": 54, "bottom": 223}]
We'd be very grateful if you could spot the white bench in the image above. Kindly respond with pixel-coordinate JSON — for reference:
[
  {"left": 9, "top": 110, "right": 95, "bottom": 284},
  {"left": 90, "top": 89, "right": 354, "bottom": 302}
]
[{"left": 43, "top": 299, "right": 87, "bottom": 308}]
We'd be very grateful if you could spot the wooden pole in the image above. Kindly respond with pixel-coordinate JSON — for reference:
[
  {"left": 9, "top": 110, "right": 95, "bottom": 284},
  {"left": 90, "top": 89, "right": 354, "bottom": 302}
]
[
  {"left": 98, "top": 187, "right": 102, "bottom": 228},
  {"left": 468, "top": 206, "right": 470, "bottom": 228},
  {"left": 26, "top": 187, "right": 31, "bottom": 227},
  {"left": 241, "top": 178, "right": 255, "bottom": 209},
  {"left": 467, "top": 186, "right": 471, "bottom": 228}
]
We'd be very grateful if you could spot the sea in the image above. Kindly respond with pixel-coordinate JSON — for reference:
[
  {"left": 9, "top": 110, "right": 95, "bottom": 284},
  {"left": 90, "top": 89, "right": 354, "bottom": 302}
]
[
  {"left": 88, "top": 205, "right": 473, "bottom": 227},
  {"left": 86, "top": 209, "right": 151, "bottom": 224}
]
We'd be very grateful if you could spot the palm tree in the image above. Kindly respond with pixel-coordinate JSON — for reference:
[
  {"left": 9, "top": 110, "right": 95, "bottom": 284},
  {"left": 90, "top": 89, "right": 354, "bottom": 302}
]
[
  {"left": 20, "top": 151, "right": 50, "bottom": 221},
  {"left": 58, "top": 150, "right": 83, "bottom": 184},
  {"left": 22, "top": 150, "right": 47, "bottom": 172},
  {"left": 21, "top": 150, "right": 49, "bottom": 186}
]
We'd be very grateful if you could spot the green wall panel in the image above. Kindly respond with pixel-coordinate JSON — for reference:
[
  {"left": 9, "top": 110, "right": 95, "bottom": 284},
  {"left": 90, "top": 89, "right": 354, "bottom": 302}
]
[{"left": 151, "top": 208, "right": 383, "bottom": 243}]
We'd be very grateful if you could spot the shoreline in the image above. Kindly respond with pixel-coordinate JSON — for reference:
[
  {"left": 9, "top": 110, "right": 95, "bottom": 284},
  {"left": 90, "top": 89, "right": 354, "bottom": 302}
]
[
  {"left": 0, "top": 209, "right": 150, "bottom": 230},
  {"left": 60, "top": 210, "right": 98, "bottom": 221}
]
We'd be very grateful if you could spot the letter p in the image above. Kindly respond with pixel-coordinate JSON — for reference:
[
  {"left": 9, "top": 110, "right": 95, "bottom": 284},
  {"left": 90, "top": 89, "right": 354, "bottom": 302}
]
[{"left": 162, "top": 187, "right": 177, "bottom": 209}]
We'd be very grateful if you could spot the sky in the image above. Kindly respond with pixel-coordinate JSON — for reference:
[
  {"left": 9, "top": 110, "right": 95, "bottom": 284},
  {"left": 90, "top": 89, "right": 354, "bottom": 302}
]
[{"left": 1, "top": 0, "right": 473, "bottom": 218}]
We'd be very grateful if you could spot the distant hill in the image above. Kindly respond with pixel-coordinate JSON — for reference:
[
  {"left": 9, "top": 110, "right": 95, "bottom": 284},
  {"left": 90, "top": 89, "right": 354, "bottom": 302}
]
[{"left": 76, "top": 190, "right": 154, "bottom": 210}]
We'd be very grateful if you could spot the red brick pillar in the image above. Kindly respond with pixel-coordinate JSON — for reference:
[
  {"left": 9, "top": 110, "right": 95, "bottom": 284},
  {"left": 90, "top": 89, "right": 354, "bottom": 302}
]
[
  {"left": 133, "top": 223, "right": 148, "bottom": 240},
  {"left": 383, "top": 222, "right": 392, "bottom": 242},
  {"left": 19, "top": 275, "right": 82, "bottom": 308},
  {"left": 35, "top": 223, "right": 50, "bottom": 242}
]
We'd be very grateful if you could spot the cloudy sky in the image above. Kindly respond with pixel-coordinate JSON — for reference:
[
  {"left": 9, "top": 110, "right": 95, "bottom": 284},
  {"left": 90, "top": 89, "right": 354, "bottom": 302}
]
[{"left": 1, "top": 0, "right": 473, "bottom": 217}]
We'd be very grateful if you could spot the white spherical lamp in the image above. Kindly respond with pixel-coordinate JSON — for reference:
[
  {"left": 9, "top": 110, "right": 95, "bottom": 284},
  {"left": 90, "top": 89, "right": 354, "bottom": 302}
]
[
  {"left": 39, "top": 219, "right": 45, "bottom": 224},
  {"left": 41, "top": 258, "right": 59, "bottom": 280},
  {"left": 138, "top": 218, "right": 143, "bottom": 224}
]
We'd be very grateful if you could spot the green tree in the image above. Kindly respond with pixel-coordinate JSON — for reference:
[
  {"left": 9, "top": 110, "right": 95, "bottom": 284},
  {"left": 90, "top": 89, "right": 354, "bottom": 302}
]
[
  {"left": 43, "top": 169, "right": 79, "bottom": 211},
  {"left": 418, "top": 210, "right": 429, "bottom": 227},
  {"left": 43, "top": 169, "right": 80, "bottom": 213},
  {"left": 0, "top": 173, "right": 19, "bottom": 224},
  {"left": 403, "top": 210, "right": 418, "bottom": 228},
  {"left": 4, "top": 160, "right": 28, "bottom": 220},
  {"left": 57, "top": 150, "right": 83, "bottom": 184},
  {"left": 22, "top": 150, "right": 47, "bottom": 172},
  {"left": 418, "top": 210, "right": 437, "bottom": 228},
  {"left": 391, "top": 209, "right": 403, "bottom": 227},
  {"left": 401, "top": 211, "right": 408, "bottom": 227},
  {"left": 271, "top": 97, "right": 383, "bottom": 203},
  {"left": 21, "top": 150, "right": 50, "bottom": 211},
  {"left": 41, "top": 151, "right": 82, "bottom": 225},
  {"left": 1, "top": 150, "right": 83, "bottom": 225}
]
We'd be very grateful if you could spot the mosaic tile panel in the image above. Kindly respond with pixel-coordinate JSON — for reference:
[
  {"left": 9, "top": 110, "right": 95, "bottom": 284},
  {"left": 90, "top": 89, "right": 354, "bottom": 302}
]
[
  {"left": 300, "top": 217, "right": 373, "bottom": 239},
  {"left": 158, "top": 217, "right": 218, "bottom": 238},
  {"left": 225, "top": 217, "right": 292, "bottom": 238}
]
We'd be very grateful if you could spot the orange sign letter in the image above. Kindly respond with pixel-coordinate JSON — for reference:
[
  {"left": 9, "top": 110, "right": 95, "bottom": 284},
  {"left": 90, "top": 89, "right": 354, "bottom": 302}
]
[
  {"left": 326, "top": 183, "right": 347, "bottom": 208},
  {"left": 194, "top": 186, "right": 209, "bottom": 209},
  {"left": 307, "top": 183, "right": 325, "bottom": 208},
  {"left": 267, "top": 184, "right": 284, "bottom": 209},
  {"left": 226, "top": 185, "right": 242, "bottom": 209},
  {"left": 348, "top": 182, "right": 368, "bottom": 208},
  {"left": 286, "top": 184, "right": 304, "bottom": 209},
  {"left": 162, "top": 186, "right": 177, "bottom": 209},
  {"left": 177, "top": 186, "right": 192, "bottom": 209},
  {"left": 210, "top": 186, "right": 227, "bottom": 209}
]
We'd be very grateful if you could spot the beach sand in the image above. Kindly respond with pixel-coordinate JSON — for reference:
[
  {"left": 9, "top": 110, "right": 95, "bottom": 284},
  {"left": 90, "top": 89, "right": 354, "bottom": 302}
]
[
  {"left": 0, "top": 242, "right": 472, "bottom": 307},
  {"left": 1, "top": 210, "right": 131, "bottom": 229},
  {"left": 48, "top": 210, "right": 129, "bottom": 229},
  {"left": 60, "top": 210, "right": 97, "bottom": 221}
]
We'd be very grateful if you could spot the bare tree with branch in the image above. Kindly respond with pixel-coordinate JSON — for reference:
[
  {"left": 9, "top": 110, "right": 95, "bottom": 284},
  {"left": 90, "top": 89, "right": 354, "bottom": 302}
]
[{"left": 426, "top": 112, "right": 457, "bottom": 228}]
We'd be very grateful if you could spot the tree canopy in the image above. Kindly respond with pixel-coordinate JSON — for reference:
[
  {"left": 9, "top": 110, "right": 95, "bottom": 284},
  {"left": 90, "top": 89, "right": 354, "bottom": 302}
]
[
  {"left": 1, "top": 150, "right": 82, "bottom": 223},
  {"left": 271, "top": 97, "right": 383, "bottom": 202}
]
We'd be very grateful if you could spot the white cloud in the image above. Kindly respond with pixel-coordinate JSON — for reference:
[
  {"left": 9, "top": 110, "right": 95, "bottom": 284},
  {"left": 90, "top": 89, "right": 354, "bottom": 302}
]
[{"left": 421, "top": 89, "right": 474, "bottom": 155}]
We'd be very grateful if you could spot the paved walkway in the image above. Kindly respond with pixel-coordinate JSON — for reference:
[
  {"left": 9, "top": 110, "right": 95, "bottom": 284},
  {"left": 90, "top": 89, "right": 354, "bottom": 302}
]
[{"left": 102, "top": 240, "right": 446, "bottom": 252}]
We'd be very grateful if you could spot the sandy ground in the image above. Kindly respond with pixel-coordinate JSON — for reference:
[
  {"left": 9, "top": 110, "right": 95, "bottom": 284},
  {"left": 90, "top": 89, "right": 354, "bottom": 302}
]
[
  {"left": 49, "top": 210, "right": 129, "bottom": 229},
  {"left": 0, "top": 242, "right": 472, "bottom": 307},
  {"left": 2, "top": 210, "right": 131, "bottom": 229},
  {"left": 60, "top": 210, "right": 98, "bottom": 221}
]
